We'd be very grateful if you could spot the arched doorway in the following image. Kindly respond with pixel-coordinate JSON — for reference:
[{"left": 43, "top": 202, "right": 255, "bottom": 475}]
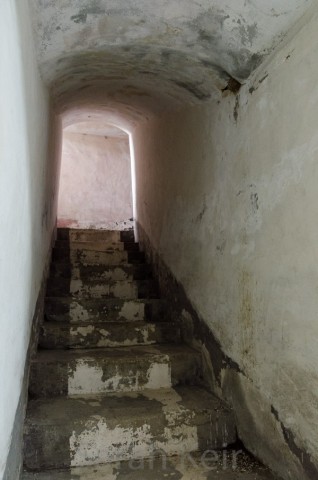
[{"left": 57, "top": 119, "right": 133, "bottom": 230}]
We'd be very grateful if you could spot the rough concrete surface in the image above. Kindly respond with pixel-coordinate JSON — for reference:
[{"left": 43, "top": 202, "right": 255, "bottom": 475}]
[
  {"left": 29, "top": 344, "right": 201, "bottom": 397},
  {"left": 49, "top": 262, "right": 152, "bottom": 282},
  {"left": 45, "top": 297, "right": 165, "bottom": 323},
  {"left": 23, "top": 228, "right": 240, "bottom": 476},
  {"left": 24, "top": 386, "right": 237, "bottom": 471},
  {"left": 23, "top": 450, "right": 277, "bottom": 479},
  {"left": 39, "top": 320, "right": 180, "bottom": 349}
]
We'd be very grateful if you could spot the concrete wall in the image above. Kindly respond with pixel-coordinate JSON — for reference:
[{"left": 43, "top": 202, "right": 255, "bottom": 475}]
[
  {"left": 0, "top": 1, "right": 57, "bottom": 477},
  {"left": 58, "top": 132, "right": 133, "bottom": 230},
  {"left": 133, "top": 9, "right": 318, "bottom": 480}
]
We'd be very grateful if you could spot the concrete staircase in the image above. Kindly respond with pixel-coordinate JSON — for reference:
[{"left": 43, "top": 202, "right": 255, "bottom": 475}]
[{"left": 23, "top": 228, "right": 274, "bottom": 479}]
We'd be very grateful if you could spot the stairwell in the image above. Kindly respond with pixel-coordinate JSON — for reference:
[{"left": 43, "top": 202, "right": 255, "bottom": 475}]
[{"left": 22, "top": 228, "right": 276, "bottom": 479}]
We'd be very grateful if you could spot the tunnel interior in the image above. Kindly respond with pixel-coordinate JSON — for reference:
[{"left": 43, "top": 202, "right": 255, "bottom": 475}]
[{"left": 2, "top": 1, "right": 318, "bottom": 478}]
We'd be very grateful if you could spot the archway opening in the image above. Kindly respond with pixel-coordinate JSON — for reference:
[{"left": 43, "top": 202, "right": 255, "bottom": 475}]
[{"left": 57, "top": 118, "right": 134, "bottom": 230}]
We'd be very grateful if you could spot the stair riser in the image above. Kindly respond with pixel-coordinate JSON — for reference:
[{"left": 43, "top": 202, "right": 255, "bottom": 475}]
[
  {"left": 57, "top": 230, "right": 134, "bottom": 243},
  {"left": 39, "top": 323, "right": 180, "bottom": 349},
  {"left": 53, "top": 250, "right": 128, "bottom": 264},
  {"left": 50, "top": 264, "right": 152, "bottom": 281},
  {"left": 47, "top": 280, "right": 139, "bottom": 299},
  {"left": 52, "top": 250, "right": 144, "bottom": 265},
  {"left": 55, "top": 241, "right": 139, "bottom": 252},
  {"left": 29, "top": 354, "right": 201, "bottom": 397},
  {"left": 46, "top": 279, "right": 157, "bottom": 299},
  {"left": 55, "top": 242, "right": 125, "bottom": 252},
  {"left": 45, "top": 299, "right": 165, "bottom": 323},
  {"left": 24, "top": 395, "right": 236, "bottom": 470}
]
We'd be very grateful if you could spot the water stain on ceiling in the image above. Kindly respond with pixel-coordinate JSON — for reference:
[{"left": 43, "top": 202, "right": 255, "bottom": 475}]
[{"left": 29, "top": 0, "right": 313, "bottom": 120}]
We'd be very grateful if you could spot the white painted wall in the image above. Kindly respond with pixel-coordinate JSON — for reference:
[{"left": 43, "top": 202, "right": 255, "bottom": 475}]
[
  {"left": 58, "top": 132, "right": 133, "bottom": 230},
  {"left": 0, "top": 1, "right": 56, "bottom": 476},
  {"left": 133, "top": 8, "right": 318, "bottom": 479}
]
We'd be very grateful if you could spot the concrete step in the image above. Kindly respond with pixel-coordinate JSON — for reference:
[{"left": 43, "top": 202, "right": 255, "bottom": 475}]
[
  {"left": 23, "top": 450, "right": 276, "bottom": 479},
  {"left": 45, "top": 297, "right": 166, "bottom": 323},
  {"left": 57, "top": 228, "right": 135, "bottom": 243},
  {"left": 52, "top": 248, "right": 145, "bottom": 265},
  {"left": 55, "top": 240, "right": 140, "bottom": 253},
  {"left": 39, "top": 321, "right": 180, "bottom": 349},
  {"left": 47, "top": 278, "right": 138, "bottom": 299},
  {"left": 23, "top": 386, "right": 237, "bottom": 471},
  {"left": 46, "top": 278, "right": 158, "bottom": 299},
  {"left": 29, "top": 345, "right": 202, "bottom": 397},
  {"left": 50, "top": 263, "right": 152, "bottom": 281}
]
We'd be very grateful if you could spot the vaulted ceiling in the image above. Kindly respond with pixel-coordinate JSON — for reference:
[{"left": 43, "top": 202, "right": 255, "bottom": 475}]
[{"left": 29, "top": 0, "right": 313, "bottom": 127}]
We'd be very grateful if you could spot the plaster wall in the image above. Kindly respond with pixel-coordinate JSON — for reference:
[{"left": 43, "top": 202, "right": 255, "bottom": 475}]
[
  {"left": 0, "top": 1, "right": 57, "bottom": 477},
  {"left": 133, "top": 9, "right": 318, "bottom": 479},
  {"left": 58, "top": 132, "right": 133, "bottom": 229}
]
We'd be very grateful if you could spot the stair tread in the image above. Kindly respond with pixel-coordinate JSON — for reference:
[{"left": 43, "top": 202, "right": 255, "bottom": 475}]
[
  {"left": 25, "top": 386, "right": 232, "bottom": 425},
  {"left": 32, "top": 344, "right": 198, "bottom": 362},
  {"left": 39, "top": 320, "right": 179, "bottom": 349},
  {"left": 24, "top": 385, "right": 237, "bottom": 468},
  {"left": 57, "top": 229, "right": 134, "bottom": 243},
  {"left": 55, "top": 240, "right": 137, "bottom": 246},
  {"left": 46, "top": 277, "right": 157, "bottom": 300},
  {"left": 51, "top": 262, "right": 146, "bottom": 267},
  {"left": 42, "top": 319, "right": 171, "bottom": 326},
  {"left": 58, "top": 228, "right": 133, "bottom": 234},
  {"left": 44, "top": 297, "right": 165, "bottom": 324},
  {"left": 48, "top": 279, "right": 149, "bottom": 286},
  {"left": 53, "top": 248, "right": 131, "bottom": 253},
  {"left": 50, "top": 263, "right": 151, "bottom": 274},
  {"left": 52, "top": 249, "right": 144, "bottom": 266},
  {"left": 49, "top": 278, "right": 144, "bottom": 284},
  {"left": 29, "top": 345, "right": 201, "bottom": 398},
  {"left": 22, "top": 450, "right": 277, "bottom": 479},
  {"left": 46, "top": 296, "right": 162, "bottom": 302},
  {"left": 45, "top": 296, "right": 163, "bottom": 313}
]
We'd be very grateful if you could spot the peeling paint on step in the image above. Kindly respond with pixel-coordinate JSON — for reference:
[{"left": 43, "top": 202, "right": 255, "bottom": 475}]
[
  {"left": 145, "top": 362, "right": 172, "bottom": 390},
  {"left": 70, "top": 419, "right": 154, "bottom": 466},
  {"left": 118, "top": 301, "right": 145, "bottom": 321},
  {"left": 70, "top": 250, "right": 129, "bottom": 266},
  {"left": 69, "top": 279, "right": 139, "bottom": 299},
  {"left": 40, "top": 321, "right": 179, "bottom": 349}
]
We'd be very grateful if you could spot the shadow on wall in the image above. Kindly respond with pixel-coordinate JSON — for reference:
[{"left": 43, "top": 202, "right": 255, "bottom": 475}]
[{"left": 57, "top": 120, "right": 134, "bottom": 230}]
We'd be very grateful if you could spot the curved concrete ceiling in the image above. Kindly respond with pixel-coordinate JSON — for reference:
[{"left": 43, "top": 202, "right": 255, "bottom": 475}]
[
  {"left": 29, "top": 0, "right": 313, "bottom": 125},
  {"left": 65, "top": 121, "right": 128, "bottom": 138}
]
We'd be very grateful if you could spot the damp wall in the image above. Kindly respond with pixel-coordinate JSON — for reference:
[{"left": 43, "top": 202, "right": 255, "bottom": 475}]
[{"left": 133, "top": 9, "right": 318, "bottom": 479}]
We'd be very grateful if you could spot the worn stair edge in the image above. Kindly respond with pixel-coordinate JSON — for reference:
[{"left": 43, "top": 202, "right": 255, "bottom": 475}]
[
  {"left": 22, "top": 450, "right": 277, "bottom": 479},
  {"left": 39, "top": 321, "right": 180, "bottom": 349},
  {"left": 44, "top": 298, "right": 167, "bottom": 323},
  {"left": 23, "top": 386, "right": 237, "bottom": 471},
  {"left": 29, "top": 345, "right": 202, "bottom": 397}
]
